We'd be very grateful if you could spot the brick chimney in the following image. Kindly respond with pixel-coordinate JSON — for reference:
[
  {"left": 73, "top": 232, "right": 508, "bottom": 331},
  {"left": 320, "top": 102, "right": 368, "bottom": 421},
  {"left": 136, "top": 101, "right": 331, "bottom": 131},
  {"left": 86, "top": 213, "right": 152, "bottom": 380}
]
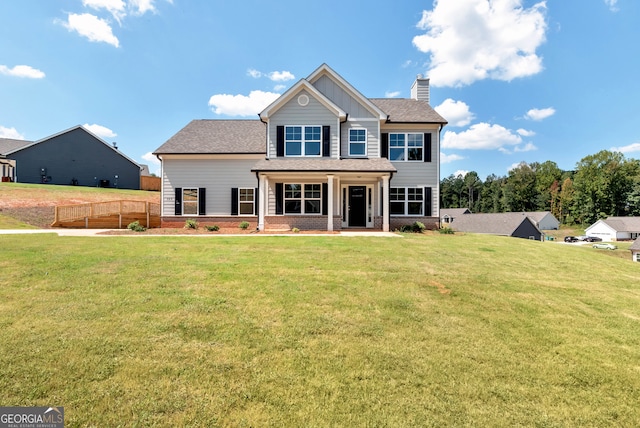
[{"left": 410, "top": 74, "right": 430, "bottom": 103}]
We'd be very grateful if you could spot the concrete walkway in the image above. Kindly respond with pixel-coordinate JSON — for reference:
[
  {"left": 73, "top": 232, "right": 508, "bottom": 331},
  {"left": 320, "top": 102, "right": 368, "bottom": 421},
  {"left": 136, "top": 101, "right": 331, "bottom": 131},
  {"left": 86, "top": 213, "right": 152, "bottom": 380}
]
[{"left": 0, "top": 229, "right": 401, "bottom": 237}]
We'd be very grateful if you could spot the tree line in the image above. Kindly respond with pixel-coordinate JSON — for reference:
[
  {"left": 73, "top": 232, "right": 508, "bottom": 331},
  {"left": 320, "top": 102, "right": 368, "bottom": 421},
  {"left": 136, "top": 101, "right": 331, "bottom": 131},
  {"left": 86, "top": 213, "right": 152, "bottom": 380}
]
[{"left": 440, "top": 150, "right": 640, "bottom": 225}]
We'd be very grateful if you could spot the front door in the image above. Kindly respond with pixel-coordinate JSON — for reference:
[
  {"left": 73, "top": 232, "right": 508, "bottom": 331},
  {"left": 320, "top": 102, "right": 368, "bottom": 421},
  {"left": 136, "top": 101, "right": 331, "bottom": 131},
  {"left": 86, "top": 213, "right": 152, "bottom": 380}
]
[{"left": 348, "top": 186, "right": 366, "bottom": 227}]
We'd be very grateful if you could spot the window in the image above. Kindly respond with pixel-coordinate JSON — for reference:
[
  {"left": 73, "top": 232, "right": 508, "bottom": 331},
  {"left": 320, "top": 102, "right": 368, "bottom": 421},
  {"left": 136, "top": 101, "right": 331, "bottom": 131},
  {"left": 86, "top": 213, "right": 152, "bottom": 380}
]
[
  {"left": 389, "top": 133, "right": 423, "bottom": 161},
  {"left": 284, "top": 183, "right": 321, "bottom": 214},
  {"left": 182, "top": 188, "right": 198, "bottom": 215},
  {"left": 390, "top": 187, "right": 423, "bottom": 216},
  {"left": 349, "top": 129, "right": 367, "bottom": 156},
  {"left": 239, "top": 188, "right": 255, "bottom": 215},
  {"left": 285, "top": 126, "right": 321, "bottom": 156}
]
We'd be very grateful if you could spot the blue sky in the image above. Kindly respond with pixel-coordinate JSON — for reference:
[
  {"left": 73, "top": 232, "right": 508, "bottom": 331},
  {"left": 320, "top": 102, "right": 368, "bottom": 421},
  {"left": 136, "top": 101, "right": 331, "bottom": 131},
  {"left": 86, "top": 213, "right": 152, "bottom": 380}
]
[{"left": 1, "top": 0, "right": 639, "bottom": 179}]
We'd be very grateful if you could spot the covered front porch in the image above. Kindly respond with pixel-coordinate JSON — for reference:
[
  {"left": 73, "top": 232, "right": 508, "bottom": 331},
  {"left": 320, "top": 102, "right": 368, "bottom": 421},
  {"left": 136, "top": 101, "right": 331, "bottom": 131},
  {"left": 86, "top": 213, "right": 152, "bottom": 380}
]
[{"left": 252, "top": 158, "right": 396, "bottom": 232}]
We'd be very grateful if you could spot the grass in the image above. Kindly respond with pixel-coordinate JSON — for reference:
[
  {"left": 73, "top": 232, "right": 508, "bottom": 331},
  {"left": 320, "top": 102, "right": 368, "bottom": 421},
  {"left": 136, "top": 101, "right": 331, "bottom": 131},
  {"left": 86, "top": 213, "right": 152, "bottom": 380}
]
[{"left": 1, "top": 233, "right": 639, "bottom": 426}]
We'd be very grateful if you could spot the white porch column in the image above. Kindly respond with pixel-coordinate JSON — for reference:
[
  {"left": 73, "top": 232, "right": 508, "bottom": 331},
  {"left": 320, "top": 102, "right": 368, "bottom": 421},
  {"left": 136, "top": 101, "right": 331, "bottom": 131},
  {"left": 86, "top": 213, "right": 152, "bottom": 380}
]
[
  {"left": 382, "top": 175, "right": 390, "bottom": 232},
  {"left": 327, "top": 174, "right": 334, "bottom": 231},
  {"left": 258, "top": 174, "right": 266, "bottom": 231}
]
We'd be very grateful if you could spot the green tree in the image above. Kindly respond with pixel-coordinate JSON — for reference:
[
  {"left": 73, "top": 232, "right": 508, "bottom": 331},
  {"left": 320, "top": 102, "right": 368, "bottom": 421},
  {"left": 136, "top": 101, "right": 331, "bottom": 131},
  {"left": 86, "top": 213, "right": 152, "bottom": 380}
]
[
  {"left": 501, "top": 162, "right": 537, "bottom": 212},
  {"left": 531, "top": 161, "right": 562, "bottom": 211}
]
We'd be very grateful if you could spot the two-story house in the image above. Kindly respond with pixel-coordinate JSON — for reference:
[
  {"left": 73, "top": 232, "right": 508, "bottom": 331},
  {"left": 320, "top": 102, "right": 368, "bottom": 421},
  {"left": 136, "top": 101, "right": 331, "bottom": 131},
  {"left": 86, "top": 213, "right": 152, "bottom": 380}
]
[{"left": 154, "top": 64, "right": 447, "bottom": 232}]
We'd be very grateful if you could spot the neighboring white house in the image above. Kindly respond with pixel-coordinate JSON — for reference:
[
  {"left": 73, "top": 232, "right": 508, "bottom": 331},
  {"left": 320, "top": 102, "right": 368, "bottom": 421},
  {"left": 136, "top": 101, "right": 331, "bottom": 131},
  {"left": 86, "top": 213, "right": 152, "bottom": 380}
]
[
  {"left": 525, "top": 211, "right": 560, "bottom": 230},
  {"left": 154, "top": 64, "right": 447, "bottom": 232},
  {"left": 630, "top": 238, "right": 640, "bottom": 262},
  {"left": 585, "top": 217, "right": 640, "bottom": 241}
]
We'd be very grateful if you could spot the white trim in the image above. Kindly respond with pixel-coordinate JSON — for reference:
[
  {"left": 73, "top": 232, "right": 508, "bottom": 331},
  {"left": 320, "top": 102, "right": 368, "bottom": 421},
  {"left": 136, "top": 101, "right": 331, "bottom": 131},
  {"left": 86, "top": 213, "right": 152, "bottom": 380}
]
[
  {"left": 238, "top": 187, "right": 255, "bottom": 216},
  {"left": 389, "top": 186, "right": 425, "bottom": 216},
  {"left": 182, "top": 187, "right": 199, "bottom": 216},
  {"left": 283, "top": 183, "right": 322, "bottom": 215},
  {"left": 389, "top": 132, "right": 424, "bottom": 162}
]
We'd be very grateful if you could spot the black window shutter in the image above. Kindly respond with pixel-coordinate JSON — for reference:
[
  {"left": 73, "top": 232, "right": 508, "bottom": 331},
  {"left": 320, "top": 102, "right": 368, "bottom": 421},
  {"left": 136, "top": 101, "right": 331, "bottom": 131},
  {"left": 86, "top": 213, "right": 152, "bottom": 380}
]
[
  {"left": 276, "top": 126, "right": 285, "bottom": 157},
  {"left": 381, "top": 133, "right": 389, "bottom": 158},
  {"left": 254, "top": 187, "right": 259, "bottom": 216},
  {"left": 322, "top": 126, "right": 330, "bottom": 157},
  {"left": 198, "top": 188, "right": 206, "bottom": 215},
  {"left": 322, "top": 183, "right": 328, "bottom": 215},
  {"left": 275, "top": 183, "right": 283, "bottom": 215},
  {"left": 231, "top": 188, "right": 239, "bottom": 216},
  {"left": 424, "top": 133, "right": 432, "bottom": 163},
  {"left": 174, "top": 187, "right": 182, "bottom": 215},
  {"left": 425, "top": 187, "right": 432, "bottom": 217}
]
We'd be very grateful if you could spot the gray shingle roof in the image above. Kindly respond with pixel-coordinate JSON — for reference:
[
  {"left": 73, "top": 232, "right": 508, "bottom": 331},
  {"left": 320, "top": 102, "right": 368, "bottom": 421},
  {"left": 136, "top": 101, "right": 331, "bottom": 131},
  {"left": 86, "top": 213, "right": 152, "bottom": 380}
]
[
  {"left": 630, "top": 237, "right": 640, "bottom": 251},
  {"left": 602, "top": 217, "right": 640, "bottom": 232},
  {"left": 371, "top": 98, "right": 448, "bottom": 124},
  {"left": 251, "top": 157, "right": 396, "bottom": 173},
  {"left": 0, "top": 138, "right": 32, "bottom": 155},
  {"left": 154, "top": 120, "right": 266, "bottom": 154},
  {"left": 440, "top": 208, "right": 471, "bottom": 218},
  {"left": 449, "top": 212, "right": 540, "bottom": 236}
]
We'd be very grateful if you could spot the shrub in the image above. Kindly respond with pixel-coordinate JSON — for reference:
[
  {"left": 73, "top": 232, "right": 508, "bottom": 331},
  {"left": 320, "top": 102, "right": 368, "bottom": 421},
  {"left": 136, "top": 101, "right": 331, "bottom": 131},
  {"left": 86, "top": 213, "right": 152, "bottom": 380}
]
[
  {"left": 292, "top": 227, "right": 300, "bottom": 233},
  {"left": 399, "top": 221, "right": 426, "bottom": 233},
  {"left": 206, "top": 225, "right": 220, "bottom": 232},
  {"left": 412, "top": 221, "right": 426, "bottom": 233},
  {"left": 127, "top": 221, "right": 146, "bottom": 232},
  {"left": 439, "top": 226, "right": 454, "bottom": 234},
  {"left": 239, "top": 221, "right": 250, "bottom": 230},
  {"left": 184, "top": 219, "right": 199, "bottom": 229}
]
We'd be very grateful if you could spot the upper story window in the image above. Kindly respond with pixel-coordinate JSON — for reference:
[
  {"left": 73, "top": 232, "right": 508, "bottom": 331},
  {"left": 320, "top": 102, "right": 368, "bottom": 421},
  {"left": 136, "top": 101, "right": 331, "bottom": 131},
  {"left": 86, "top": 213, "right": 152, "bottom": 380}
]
[
  {"left": 390, "top": 133, "right": 423, "bottom": 161},
  {"left": 349, "top": 129, "right": 367, "bottom": 157},
  {"left": 286, "top": 126, "right": 321, "bottom": 157}
]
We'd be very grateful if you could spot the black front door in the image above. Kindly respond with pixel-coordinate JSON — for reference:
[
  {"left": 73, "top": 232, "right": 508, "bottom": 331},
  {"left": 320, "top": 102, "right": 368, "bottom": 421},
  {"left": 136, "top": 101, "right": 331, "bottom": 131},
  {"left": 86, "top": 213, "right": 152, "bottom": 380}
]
[{"left": 348, "top": 186, "right": 366, "bottom": 227}]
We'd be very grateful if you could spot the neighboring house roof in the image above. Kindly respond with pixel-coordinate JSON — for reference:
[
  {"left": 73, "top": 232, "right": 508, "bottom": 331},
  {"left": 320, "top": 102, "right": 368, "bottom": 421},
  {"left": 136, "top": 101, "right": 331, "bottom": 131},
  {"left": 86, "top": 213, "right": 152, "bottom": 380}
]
[
  {"left": 525, "top": 211, "right": 555, "bottom": 222},
  {"left": 154, "top": 120, "right": 266, "bottom": 154},
  {"left": 0, "top": 138, "right": 31, "bottom": 155},
  {"left": 449, "top": 212, "right": 542, "bottom": 236},
  {"left": 371, "top": 98, "right": 448, "bottom": 124},
  {"left": 595, "top": 217, "right": 640, "bottom": 232},
  {"left": 440, "top": 208, "right": 471, "bottom": 218},
  {"left": 630, "top": 237, "right": 640, "bottom": 251},
  {"left": 251, "top": 158, "right": 396, "bottom": 173}
]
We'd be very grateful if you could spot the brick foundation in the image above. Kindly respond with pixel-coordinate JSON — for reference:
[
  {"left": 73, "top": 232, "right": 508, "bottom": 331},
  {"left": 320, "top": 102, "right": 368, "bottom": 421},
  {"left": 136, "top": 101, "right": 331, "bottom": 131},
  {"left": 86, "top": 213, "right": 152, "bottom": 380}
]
[{"left": 161, "top": 216, "right": 258, "bottom": 230}]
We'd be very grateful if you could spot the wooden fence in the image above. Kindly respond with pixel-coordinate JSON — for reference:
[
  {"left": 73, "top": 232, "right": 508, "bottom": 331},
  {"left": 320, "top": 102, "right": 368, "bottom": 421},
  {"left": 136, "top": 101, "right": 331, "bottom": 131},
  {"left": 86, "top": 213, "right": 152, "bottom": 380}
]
[
  {"left": 140, "top": 176, "right": 161, "bottom": 191},
  {"left": 52, "top": 200, "right": 161, "bottom": 229}
]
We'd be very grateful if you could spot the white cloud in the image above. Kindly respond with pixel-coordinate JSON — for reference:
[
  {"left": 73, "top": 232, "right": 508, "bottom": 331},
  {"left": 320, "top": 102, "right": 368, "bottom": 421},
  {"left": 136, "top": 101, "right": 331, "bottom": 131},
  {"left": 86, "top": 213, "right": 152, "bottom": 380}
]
[
  {"left": 208, "top": 90, "right": 281, "bottom": 116},
  {"left": 0, "top": 126, "right": 25, "bottom": 139},
  {"left": 385, "top": 91, "right": 401, "bottom": 98},
  {"left": 525, "top": 107, "right": 555, "bottom": 121},
  {"left": 142, "top": 151, "right": 160, "bottom": 165},
  {"left": 434, "top": 98, "right": 474, "bottom": 127},
  {"left": 413, "top": 0, "right": 547, "bottom": 87},
  {"left": 0, "top": 65, "right": 45, "bottom": 79},
  {"left": 441, "top": 152, "right": 465, "bottom": 164},
  {"left": 517, "top": 128, "right": 536, "bottom": 137},
  {"left": 129, "top": 0, "right": 157, "bottom": 15},
  {"left": 247, "top": 69, "right": 262, "bottom": 78},
  {"left": 611, "top": 142, "right": 640, "bottom": 153},
  {"left": 61, "top": 13, "right": 120, "bottom": 47},
  {"left": 507, "top": 162, "right": 522, "bottom": 172},
  {"left": 442, "top": 122, "right": 522, "bottom": 150},
  {"left": 268, "top": 71, "right": 295, "bottom": 82},
  {"left": 453, "top": 169, "right": 470, "bottom": 178},
  {"left": 273, "top": 84, "right": 287, "bottom": 92},
  {"left": 604, "top": 0, "right": 619, "bottom": 12},
  {"left": 83, "top": 123, "right": 117, "bottom": 138},
  {"left": 514, "top": 142, "right": 537, "bottom": 152},
  {"left": 82, "top": 0, "right": 126, "bottom": 22}
]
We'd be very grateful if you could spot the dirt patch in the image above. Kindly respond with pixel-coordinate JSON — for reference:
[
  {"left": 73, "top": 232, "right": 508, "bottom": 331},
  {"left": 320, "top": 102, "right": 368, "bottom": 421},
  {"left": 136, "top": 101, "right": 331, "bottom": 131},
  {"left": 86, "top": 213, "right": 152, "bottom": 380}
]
[{"left": 0, "top": 206, "right": 56, "bottom": 228}]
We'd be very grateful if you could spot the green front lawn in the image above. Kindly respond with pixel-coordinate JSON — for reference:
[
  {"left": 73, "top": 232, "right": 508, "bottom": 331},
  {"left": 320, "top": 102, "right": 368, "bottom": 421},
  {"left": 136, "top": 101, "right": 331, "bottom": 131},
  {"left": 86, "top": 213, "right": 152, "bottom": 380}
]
[{"left": 1, "top": 233, "right": 639, "bottom": 426}]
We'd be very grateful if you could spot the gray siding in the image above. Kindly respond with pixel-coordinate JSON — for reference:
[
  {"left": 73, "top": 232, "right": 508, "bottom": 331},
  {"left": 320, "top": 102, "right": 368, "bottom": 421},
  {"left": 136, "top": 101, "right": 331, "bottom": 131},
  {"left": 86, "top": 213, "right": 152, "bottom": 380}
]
[
  {"left": 12, "top": 127, "right": 140, "bottom": 189},
  {"left": 268, "top": 90, "right": 339, "bottom": 158},
  {"left": 161, "top": 158, "right": 259, "bottom": 216},
  {"left": 313, "top": 75, "right": 376, "bottom": 119},
  {"left": 340, "top": 121, "right": 379, "bottom": 158}
]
